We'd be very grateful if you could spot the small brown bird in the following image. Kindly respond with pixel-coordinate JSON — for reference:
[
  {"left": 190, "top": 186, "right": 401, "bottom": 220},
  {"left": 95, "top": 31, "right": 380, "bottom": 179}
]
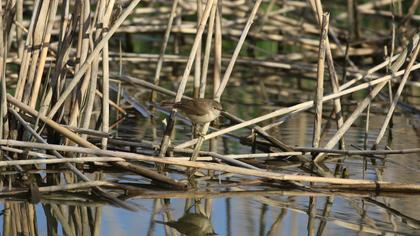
[{"left": 161, "top": 98, "right": 222, "bottom": 125}]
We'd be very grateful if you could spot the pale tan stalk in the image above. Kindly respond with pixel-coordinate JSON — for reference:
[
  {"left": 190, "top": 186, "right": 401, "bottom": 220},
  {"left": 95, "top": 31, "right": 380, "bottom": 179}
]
[
  {"left": 158, "top": 0, "right": 215, "bottom": 159},
  {"left": 310, "top": 0, "right": 345, "bottom": 149},
  {"left": 315, "top": 42, "right": 420, "bottom": 162},
  {"left": 14, "top": 0, "right": 41, "bottom": 101},
  {"left": 214, "top": 0, "right": 263, "bottom": 100},
  {"left": 8, "top": 107, "right": 138, "bottom": 211},
  {"left": 312, "top": 12, "right": 329, "bottom": 149},
  {"left": 194, "top": 0, "right": 203, "bottom": 99},
  {"left": 1, "top": 140, "right": 418, "bottom": 188},
  {"left": 175, "top": 64, "right": 420, "bottom": 149},
  {"left": 372, "top": 38, "right": 420, "bottom": 148},
  {"left": 47, "top": 0, "right": 143, "bottom": 119},
  {"left": 0, "top": 4, "right": 6, "bottom": 140},
  {"left": 100, "top": 0, "right": 116, "bottom": 148},
  {"left": 21, "top": 0, "right": 51, "bottom": 104},
  {"left": 29, "top": 0, "right": 59, "bottom": 108},
  {"left": 199, "top": 0, "right": 217, "bottom": 98},
  {"left": 150, "top": 0, "right": 180, "bottom": 103}
]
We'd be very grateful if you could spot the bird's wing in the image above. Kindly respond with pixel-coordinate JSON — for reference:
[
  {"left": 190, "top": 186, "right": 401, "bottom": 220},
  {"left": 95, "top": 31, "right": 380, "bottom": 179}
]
[{"left": 174, "top": 99, "right": 209, "bottom": 116}]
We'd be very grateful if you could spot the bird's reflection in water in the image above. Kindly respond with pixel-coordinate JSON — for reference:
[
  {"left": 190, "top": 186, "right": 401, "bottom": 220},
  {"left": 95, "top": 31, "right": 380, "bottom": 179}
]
[{"left": 156, "top": 211, "right": 216, "bottom": 236}]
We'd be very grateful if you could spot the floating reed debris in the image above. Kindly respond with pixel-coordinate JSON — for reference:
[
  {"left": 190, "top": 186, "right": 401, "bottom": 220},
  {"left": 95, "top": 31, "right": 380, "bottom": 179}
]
[{"left": 0, "top": 1, "right": 419, "bottom": 223}]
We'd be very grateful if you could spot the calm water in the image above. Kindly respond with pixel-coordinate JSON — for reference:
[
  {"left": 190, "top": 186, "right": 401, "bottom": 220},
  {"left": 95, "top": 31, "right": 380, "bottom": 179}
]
[{"left": 101, "top": 102, "right": 420, "bottom": 235}]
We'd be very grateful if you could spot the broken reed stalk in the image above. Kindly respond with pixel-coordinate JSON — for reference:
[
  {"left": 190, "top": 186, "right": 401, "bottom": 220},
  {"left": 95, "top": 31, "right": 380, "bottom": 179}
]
[
  {"left": 7, "top": 94, "right": 185, "bottom": 192},
  {"left": 0, "top": 156, "right": 126, "bottom": 167},
  {"left": 174, "top": 62, "right": 420, "bottom": 149},
  {"left": 1, "top": 139, "right": 420, "bottom": 191},
  {"left": 122, "top": 74, "right": 294, "bottom": 152},
  {"left": 313, "top": 81, "right": 388, "bottom": 163},
  {"left": 312, "top": 12, "right": 329, "bottom": 149},
  {"left": 314, "top": 39, "right": 420, "bottom": 162},
  {"left": 150, "top": 0, "right": 179, "bottom": 104},
  {"left": 291, "top": 147, "right": 420, "bottom": 156},
  {"left": 309, "top": 0, "right": 345, "bottom": 149},
  {"left": 8, "top": 107, "right": 140, "bottom": 211},
  {"left": 372, "top": 34, "right": 420, "bottom": 149},
  {"left": 214, "top": 0, "right": 263, "bottom": 101}
]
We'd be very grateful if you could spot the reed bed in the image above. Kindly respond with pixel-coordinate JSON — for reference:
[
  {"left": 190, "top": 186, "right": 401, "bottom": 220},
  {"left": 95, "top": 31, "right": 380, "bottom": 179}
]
[{"left": 0, "top": 0, "right": 419, "bottom": 234}]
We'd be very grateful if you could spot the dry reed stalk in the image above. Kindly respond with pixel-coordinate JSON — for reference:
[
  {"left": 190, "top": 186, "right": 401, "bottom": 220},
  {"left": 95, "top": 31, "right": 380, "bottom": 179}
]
[
  {"left": 194, "top": 0, "right": 203, "bottom": 99},
  {"left": 0, "top": 146, "right": 56, "bottom": 159},
  {"left": 14, "top": 0, "right": 42, "bottom": 102},
  {"left": 68, "top": 0, "right": 92, "bottom": 129},
  {"left": 2, "top": 139, "right": 420, "bottom": 189},
  {"left": 47, "top": 0, "right": 142, "bottom": 119},
  {"left": 8, "top": 94, "right": 97, "bottom": 148},
  {"left": 22, "top": 0, "right": 53, "bottom": 106},
  {"left": 34, "top": 181, "right": 120, "bottom": 193},
  {"left": 292, "top": 147, "right": 420, "bottom": 156},
  {"left": 199, "top": 0, "right": 217, "bottom": 98},
  {"left": 150, "top": 0, "right": 179, "bottom": 104},
  {"left": 0, "top": 140, "right": 300, "bottom": 163},
  {"left": 210, "top": 0, "right": 222, "bottom": 153},
  {"left": 174, "top": 63, "right": 420, "bottom": 149},
  {"left": 0, "top": 40, "right": 7, "bottom": 141},
  {"left": 9, "top": 92, "right": 186, "bottom": 192},
  {"left": 339, "top": 53, "right": 400, "bottom": 91},
  {"left": 8, "top": 107, "right": 139, "bottom": 211},
  {"left": 214, "top": 0, "right": 263, "bottom": 100},
  {"left": 100, "top": 0, "right": 116, "bottom": 149},
  {"left": 95, "top": 90, "right": 127, "bottom": 115},
  {"left": 158, "top": 0, "right": 215, "bottom": 159},
  {"left": 80, "top": 0, "right": 111, "bottom": 138},
  {"left": 372, "top": 34, "right": 420, "bottom": 149},
  {"left": 309, "top": 0, "right": 345, "bottom": 149},
  {"left": 312, "top": 12, "right": 329, "bottom": 149},
  {"left": 187, "top": 0, "right": 264, "bottom": 175},
  {"left": 16, "top": 0, "right": 24, "bottom": 58},
  {"left": 314, "top": 41, "right": 420, "bottom": 162},
  {"left": 190, "top": 122, "right": 211, "bottom": 162},
  {"left": 28, "top": 0, "right": 59, "bottom": 108}
]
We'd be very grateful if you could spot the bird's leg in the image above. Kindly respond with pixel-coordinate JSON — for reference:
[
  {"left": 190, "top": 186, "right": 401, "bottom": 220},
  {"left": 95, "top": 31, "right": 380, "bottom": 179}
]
[
  {"left": 198, "top": 125, "right": 206, "bottom": 138},
  {"left": 193, "top": 124, "right": 205, "bottom": 138}
]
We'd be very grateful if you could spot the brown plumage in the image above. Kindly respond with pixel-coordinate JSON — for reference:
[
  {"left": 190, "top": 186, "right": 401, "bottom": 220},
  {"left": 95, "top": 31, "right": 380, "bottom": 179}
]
[{"left": 161, "top": 98, "right": 222, "bottom": 124}]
